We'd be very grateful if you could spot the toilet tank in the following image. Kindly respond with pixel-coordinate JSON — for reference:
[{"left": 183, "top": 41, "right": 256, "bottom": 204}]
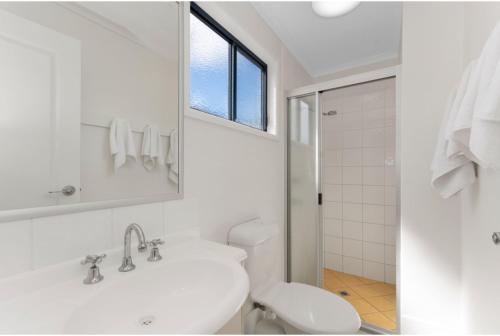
[{"left": 228, "top": 219, "right": 280, "bottom": 297}]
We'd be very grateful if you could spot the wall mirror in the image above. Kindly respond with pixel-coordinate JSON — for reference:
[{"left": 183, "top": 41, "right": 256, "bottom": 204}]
[{"left": 0, "top": 2, "right": 184, "bottom": 221}]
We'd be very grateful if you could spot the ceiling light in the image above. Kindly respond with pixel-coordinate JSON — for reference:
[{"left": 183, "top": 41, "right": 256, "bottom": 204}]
[{"left": 312, "top": 1, "right": 360, "bottom": 18}]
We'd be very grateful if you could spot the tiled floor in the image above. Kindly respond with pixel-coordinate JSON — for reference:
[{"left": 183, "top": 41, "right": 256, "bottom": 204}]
[{"left": 323, "top": 268, "right": 397, "bottom": 331}]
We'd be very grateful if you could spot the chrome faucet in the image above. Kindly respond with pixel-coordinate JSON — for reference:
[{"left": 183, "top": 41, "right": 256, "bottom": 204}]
[{"left": 119, "top": 223, "right": 148, "bottom": 272}]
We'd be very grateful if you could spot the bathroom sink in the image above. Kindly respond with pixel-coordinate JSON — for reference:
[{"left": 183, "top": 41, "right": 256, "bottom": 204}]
[{"left": 64, "top": 257, "right": 249, "bottom": 334}]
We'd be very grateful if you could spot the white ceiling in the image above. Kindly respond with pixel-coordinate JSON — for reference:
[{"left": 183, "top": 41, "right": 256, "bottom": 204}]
[{"left": 252, "top": 2, "right": 402, "bottom": 78}]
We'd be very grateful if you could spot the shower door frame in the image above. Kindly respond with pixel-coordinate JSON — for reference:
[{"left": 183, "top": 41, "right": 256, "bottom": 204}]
[{"left": 285, "top": 65, "right": 401, "bottom": 334}]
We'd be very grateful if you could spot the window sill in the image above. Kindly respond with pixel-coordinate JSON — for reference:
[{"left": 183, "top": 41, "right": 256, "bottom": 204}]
[{"left": 185, "top": 108, "right": 279, "bottom": 141}]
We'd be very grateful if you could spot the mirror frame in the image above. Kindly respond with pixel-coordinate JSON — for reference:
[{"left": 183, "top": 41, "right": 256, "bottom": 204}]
[{"left": 0, "top": 2, "right": 187, "bottom": 223}]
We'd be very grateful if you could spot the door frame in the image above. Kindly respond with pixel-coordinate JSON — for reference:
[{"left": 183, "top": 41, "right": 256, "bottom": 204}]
[{"left": 285, "top": 65, "right": 401, "bottom": 334}]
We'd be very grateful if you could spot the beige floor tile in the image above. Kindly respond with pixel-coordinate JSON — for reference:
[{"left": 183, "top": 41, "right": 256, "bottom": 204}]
[
  {"left": 382, "top": 310, "right": 397, "bottom": 322},
  {"left": 351, "top": 283, "right": 396, "bottom": 298},
  {"left": 365, "top": 294, "right": 396, "bottom": 312},
  {"left": 328, "top": 286, "right": 361, "bottom": 300},
  {"left": 346, "top": 298, "right": 378, "bottom": 314},
  {"left": 361, "top": 312, "right": 397, "bottom": 330}
]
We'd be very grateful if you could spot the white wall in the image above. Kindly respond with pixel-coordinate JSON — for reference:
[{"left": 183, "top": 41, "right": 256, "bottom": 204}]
[
  {"left": 400, "top": 3, "right": 464, "bottom": 333},
  {"left": 0, "top": 2, "right": 311, "bottom": 282},
  {"left": 460, "top": 3, "right": 500, "bottom": 333}
]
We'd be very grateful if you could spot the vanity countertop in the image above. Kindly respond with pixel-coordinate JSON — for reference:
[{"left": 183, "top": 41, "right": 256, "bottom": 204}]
[{"left": 0, "top": 232, "right": 248, "bottom": 334}]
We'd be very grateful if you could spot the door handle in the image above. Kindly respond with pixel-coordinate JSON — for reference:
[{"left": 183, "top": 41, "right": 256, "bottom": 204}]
[{"left": 48, "top": 185, "right": 76, "bottom": 196}]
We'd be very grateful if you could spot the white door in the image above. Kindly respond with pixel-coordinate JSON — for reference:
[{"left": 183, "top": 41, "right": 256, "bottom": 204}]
[{"left": 0, "top": 9, "right": 81, "bottom": 211}]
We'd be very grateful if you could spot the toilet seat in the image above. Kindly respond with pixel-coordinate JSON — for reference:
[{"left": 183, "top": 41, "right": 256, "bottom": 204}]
[{"left": 254, "top": 282, "right": 361, "bottom": 334}]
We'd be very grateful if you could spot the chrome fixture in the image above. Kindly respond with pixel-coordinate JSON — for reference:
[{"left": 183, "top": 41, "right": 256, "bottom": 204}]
[
  {"left": 48, "top": 185, "right": 76, "bottom": 196},
  {"left": 492, "top": 232, "right": 500, "bottom": 245},
  {"left": 147, "top": 238, "right": 165, "bottom": 262},
  {"left": 81, "top": 254, "right": 106, "bottom": 284},
  {"left": 119, "top": 223, "right": 148, "bottom": 272},
  {"left": 322, "top": 110, "right": 337, "bottom": 116}
]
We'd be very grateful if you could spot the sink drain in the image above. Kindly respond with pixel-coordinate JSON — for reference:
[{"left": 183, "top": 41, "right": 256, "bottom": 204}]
[{"left": 139, "top": 315, "right": 155, "bottom": 327}]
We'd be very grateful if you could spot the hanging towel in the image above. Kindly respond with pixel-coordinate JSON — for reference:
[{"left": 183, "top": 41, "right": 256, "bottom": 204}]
[
  {"left": 109, "top": 118, "right": 136, "bottom": 170},
  {"left": 431, "top": 89, "right": 476, "bottom": 198},
  {"left": 445, "top": 60, "right": 478, "bottom": 161},
  {"left": 468, "top": 21, "right": 500, "bottom": 168},
  {"left": 166, "top": 129, "right": 178, "bottom": 184},
  {"left": 141, "top": 125, "right": 162, "bottom": 171}
]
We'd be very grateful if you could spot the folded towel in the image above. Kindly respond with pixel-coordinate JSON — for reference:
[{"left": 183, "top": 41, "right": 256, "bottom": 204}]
[
  {"left": 141, "top": 125, "right": 162, "bottom": 171},
  {"left": 469, "top": 21, "right": 500, "bottom": 168},
  {"left": 166, "top": 129, "right": 178, "bottom": 184},
  {"left": 431, "top": 90, "right": 476, "bottom": 198},
  {"left": 109, "top": 118, "right": 136, "bottom": 170}
]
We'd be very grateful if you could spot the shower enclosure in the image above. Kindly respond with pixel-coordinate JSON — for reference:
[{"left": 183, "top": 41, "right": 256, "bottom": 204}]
[{"left": 286, "top": 67, "right": 400, "bottom": 333}]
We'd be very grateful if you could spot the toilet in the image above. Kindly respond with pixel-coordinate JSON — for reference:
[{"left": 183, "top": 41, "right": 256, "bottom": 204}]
[{"left": 228, "top": 219, "right": 361, "bottom": 335}]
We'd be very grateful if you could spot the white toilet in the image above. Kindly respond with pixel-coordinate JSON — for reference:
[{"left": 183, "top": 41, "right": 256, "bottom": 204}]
[{"left": 228, "top": 219, "right": 361, "bottom": 334}]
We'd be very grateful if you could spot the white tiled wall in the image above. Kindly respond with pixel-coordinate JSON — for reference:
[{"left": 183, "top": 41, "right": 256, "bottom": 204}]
[
  {"left": 322, "top": 78, "right": 397, "bottom": 284},
  {"left": 0, "top": 198, "right": 199, "bottom": 279}
]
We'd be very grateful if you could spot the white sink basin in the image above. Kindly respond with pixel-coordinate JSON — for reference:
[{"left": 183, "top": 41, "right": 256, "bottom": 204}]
[{"left": 64, "top": 257, "right": 249, "bottom": 334}]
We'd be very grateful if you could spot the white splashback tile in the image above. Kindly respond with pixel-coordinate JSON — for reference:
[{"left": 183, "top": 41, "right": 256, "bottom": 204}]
[
  {"left": 364, "top": 223, "right": 385, "bottom": 243},
  {"left": 324, "top": 167, "right": 342, "bottom": 184},
  {"left": 342, "top": 149, "right": 363, "bottom": 166},
  {"left": 0, "top": 220, "right": 32, "bottom": 278},
  {"left": 363, "top": 167, "right": 385, "bottom": 185},
  {"left": 363, "top": 147, "right": 385, "bottom": 166},
  {"left": 364, "top": 242, "right": 385, "bottom": 263},
  {"left": 342, "top": 185, "right": 362, "bottom": 203},
  {"left": 324, "top": 219, "right": 342, "bottom": 237},
  {"left": 324, "top": 236, "right": 342, "bottom": 255},
  {"left": 342, "top": 238, "right": 362, "bottom": 258},
  {"left": 385, "top": 226, "right": 396, "bottom": 245},
  {"left": 363, "top": 260, "right": 385, "bottom": 281},
  {"left": 324, "top": 150, "right": 342, "bottom": 166},
  {"left": 363, "top": 186, "right": 385, "bottom": 205},
  {"left": 112, "top": 202, "right": 164, "bottom": 247},
  {"left": 343, "top": 256, "right": 363, "bottom": 276},
  {"left": 164, "top": 198, "right": 199, "bottom": 234},
  {"left": 324, "top": 202, "right": 342, "bottom": 219},
  {"left": 342, "top": 167, "right": 362, "bottom": 185},
  {"left": 33, "top": 210, "right": 113, "bottom": 269},
  {"left": 324, "top": 253, "right": 342, "bottom": 271},
  {"left": 385, "top": 245, "right": 396, "bottom": 265},
  {"left": 363, "top": 204, "right": 385, "bottom": 224},
  {"left": 342, "top": 221, "right": 362, "bottom": 240},
  {"left": 343, "top": 130, "right": 363, "bottom": 148},
  {"left": 385, "top": 265, "right": 396, "bottom": 284},
  {"left": 342, "top": 203, "right": 362, "bottom": 222},
  {"left": 363, "top": 128, "right": 385, "bottom": 148},
  {"left": 324, "top": 184, "right": 342, "bottom": 202}
]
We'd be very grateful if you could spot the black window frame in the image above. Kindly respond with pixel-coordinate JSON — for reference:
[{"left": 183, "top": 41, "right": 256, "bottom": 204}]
[{"left": 190, "top": 2, "right": 268, "bottom": 131}]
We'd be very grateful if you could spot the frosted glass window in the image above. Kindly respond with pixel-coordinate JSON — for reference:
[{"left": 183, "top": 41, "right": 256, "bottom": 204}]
[
  {"left": 190, "top": 3, "right": 267, "bottom": 130},
  {"left": 190, "top": 14, "right": 230, "bottom": 119},
  {"left": 236, "top": 50, "right": 263, "bottom": 129}
]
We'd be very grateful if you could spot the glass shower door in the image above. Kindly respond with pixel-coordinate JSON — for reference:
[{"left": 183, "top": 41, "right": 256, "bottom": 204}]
[{"left": 287, "top": 93, "right": 321, "bottom": 286}]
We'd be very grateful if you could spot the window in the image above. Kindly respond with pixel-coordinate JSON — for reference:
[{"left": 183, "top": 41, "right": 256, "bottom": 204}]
[{"left": 190, "top": 2, "right": 268, "bottom": 131}]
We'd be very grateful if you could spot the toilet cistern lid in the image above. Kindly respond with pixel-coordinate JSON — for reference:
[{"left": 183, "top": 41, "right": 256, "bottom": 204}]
[
  {"left": 254, "top": 282, "right": 361, "bottom": 334},
  {"left": 228, "top": 218, "right": 279, "bottom": 247}
]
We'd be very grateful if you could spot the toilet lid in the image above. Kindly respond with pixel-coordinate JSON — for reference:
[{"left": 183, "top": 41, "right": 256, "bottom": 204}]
[{"left": 254, "top": 282, "right": 361, "bottom": 334}]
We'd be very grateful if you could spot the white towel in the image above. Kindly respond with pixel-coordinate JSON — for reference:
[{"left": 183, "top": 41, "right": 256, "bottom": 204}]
[
  {"left": 445, "top": 60, "right": 478, "bottom": 160},
  {"left": 109, "top": 118, "right": 136, "bottom": 170},
  {"left": 166, "top": 129, "right": 178, "bottom": 184},
  {"left": 431, "top": 89, "right": 476, "bottom": 198},
  {"left": 468, "top": 21, "right": 500, "bottom": 168},
  {"left": 141, "top": 125, "right": 162, "bottom": 171}
]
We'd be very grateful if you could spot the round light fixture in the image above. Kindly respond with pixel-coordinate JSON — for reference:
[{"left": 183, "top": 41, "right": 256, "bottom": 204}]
[{"left": 312, "top": 1, "right": 360, "bottom": 18}]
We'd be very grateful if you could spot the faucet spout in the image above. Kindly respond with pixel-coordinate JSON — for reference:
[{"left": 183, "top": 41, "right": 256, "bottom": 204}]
[{"left": 119, "top": 223, "right": 147, "bottom": 272}]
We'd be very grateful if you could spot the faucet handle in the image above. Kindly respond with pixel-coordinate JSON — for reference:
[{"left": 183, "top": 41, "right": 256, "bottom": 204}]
[
  {"left": 147, "top": 238, "right": 165, "bottom": 248},
  {"left": 81, "top": 254, "right": 106, "bottom": 266},
  {"left": 147, "top": 238, "right": 164, "bottom": 262}
]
